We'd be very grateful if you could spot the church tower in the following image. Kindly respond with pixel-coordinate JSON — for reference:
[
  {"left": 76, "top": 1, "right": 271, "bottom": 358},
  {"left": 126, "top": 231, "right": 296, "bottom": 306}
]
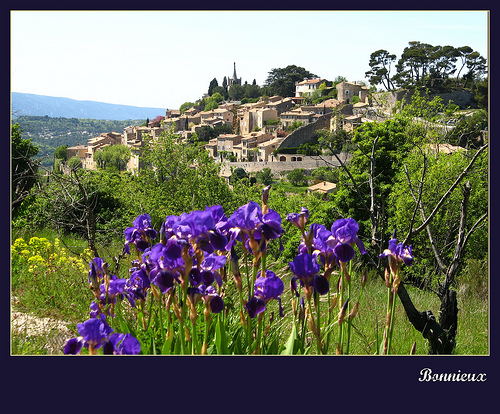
[{"left": 227, "top": 62, "right": 242, "bottom": 89}]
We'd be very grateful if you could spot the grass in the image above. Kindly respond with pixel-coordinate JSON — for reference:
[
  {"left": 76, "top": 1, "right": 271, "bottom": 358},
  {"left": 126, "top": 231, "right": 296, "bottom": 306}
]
[{"left": 10, "top": 230, "right": 489, "bottom": 355}]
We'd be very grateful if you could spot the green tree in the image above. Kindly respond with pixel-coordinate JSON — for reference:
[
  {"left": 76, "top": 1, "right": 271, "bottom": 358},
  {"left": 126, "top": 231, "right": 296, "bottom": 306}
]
[
  {"left": 365, "top": 49, "right": 397, "bottom": 91},
  {"left": 208, "top": 77, "right": 219, "bottom": 96},
  {"left": 12, "top": 123, "right": 39, "bottom": 215},
  {"left": 204, "top": 99, "right": 219, "bottom": 111},
  {"left": 256, "top": 167, "right": 274, "bottom": 185},
  {"left": 393, "top": 41, "right": 434, "bottom": 88},
  {"left": 138, "top": 127, "right": 234, "bottom": 224},
  {"left": 54, "top": 145, "right": 68, "bottom": 160},
  {"left": 286, "top": 168, "right": 306, "bottom": 186},
  {"left": 231, "top": 167, "right": 247, "bottom": 183},
  {"left": 93, "top": 145, "right": 131, "bottom": 172},
  {"left": 228, "top": 84, "right": 245, "bottom": 101},
  {"left": 474, "top": 78, "right": 488, "bottom": 111},
  {"left": 264, "top": 65, "right": 317, "bottom": 97},
  {"left": 212, "top": 86, "right": 228, "bottom": 100},
  {"left": 67, "top": 156, "right": 83, "bottom": 170},
  {"left": 311, "top": 166, "right": 338, "bottom": 183}
]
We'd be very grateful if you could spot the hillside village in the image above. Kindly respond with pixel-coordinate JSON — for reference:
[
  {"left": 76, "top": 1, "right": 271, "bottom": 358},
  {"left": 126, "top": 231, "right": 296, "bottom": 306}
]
[
  {"left": 65, "top": 65, "right": 476, "bottom": 190},
  {"left": 66, "top": 74, "right": 374, "bottom": 180}
]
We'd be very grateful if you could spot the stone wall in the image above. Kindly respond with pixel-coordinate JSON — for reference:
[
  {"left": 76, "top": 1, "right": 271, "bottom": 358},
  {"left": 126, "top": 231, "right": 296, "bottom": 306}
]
[
  {"left": 219, "top": 152, "right": 351, "bottom": 177},
  {"left": 278, "top": 112, "right": 332, "bottom": 149},
  {"left": 373, "top": 88, "right": 476, "bottom": 110}
]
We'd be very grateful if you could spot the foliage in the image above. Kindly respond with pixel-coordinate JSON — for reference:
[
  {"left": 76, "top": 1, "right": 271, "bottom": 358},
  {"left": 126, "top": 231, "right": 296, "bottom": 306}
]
[
  {"left": 256, "top": 167, "right": 274, "bottom": 185},
  {"left": 230, "top": 167, "right": 247, "bottom": 183},
  {"left": 286, "top": 168, "right": 307, "bottom": 186},
  {"left": 136, "top": 127, "right": 235, "bottom": 227},
  {"left": 388, "top": 147, "right": 488, "bottom": 286},
  {"left": 67, "top": 156, "right": 82, "bottom": 170},
  {"left": 365, "top": 49, "right": 397, "bottom": 91},
  {"left": 367, "top": 41, "right": 487, "bottom": 91},
  {"left": 93, "top": 144, "right": 131, "bottom": 172},
  {"left": 228, "top": 84, "right": 245, "bottom": 101},
  {"left": 311, "top": 166, "right": 338, "bottom": 183},
  {"left": 445, "top": 109, "right": 487, "bottom": 148},
  {"left": 11, "top": 236, "right": 93, "bottom": 322},
  {"left": 287, "top": 121, "right": 303, "bottom": 132},
  {"left": 263, "top": 65, "right": 317, "bottom": 97},
  {"left": 12, "top": 123, "right": 39, "bottom": 216},
  {"left": 195, "top": 123, "right": 233, "bottom": 142},
  {"left": 54, "top": 145, "right": 68, "bottom": 160}
]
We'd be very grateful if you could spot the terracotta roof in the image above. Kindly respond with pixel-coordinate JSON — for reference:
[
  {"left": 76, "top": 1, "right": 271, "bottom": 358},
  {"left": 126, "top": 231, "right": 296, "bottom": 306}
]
[
  {"left": 296, "top": 78, "right": 324, "bottom": 86},
  {"left": 308, "top": 181, "right": 337, "bottom": 193}
]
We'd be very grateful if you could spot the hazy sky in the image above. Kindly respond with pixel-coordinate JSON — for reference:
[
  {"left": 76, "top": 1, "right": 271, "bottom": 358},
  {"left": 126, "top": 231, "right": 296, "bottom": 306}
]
[{"left": 10, "top": 10, "right": 489, "bottom": 110}]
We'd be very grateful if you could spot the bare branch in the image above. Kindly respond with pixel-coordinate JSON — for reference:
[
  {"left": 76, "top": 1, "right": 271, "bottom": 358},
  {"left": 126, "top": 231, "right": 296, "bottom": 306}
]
[{"left": 409, "top": 143, "right": 488, "bottom": 236}]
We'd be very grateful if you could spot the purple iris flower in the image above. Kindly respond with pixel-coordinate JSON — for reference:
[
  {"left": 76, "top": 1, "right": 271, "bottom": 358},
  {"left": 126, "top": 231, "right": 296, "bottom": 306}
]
[
  {"left": 150, "top": 268, "right": 177, "bottom": 293},
  {"left": 379, "top": 237, "right": 414, "bottom": 267},
  {"left": 187, "top": 284, "right": 224, "bottom": 314},
  {"left": 288, "top": 252, "right": 329, "bottom": 296},
  {"left": 199, "top": 253, "right": 227, "bottom": 287},
  {"left": 124, "top": 267, "right": 151, "bottom": 307},
  {"left": 64, "top": 318, "right": 141, "bottom": 355},
  {"left": 144, "top": 239, "right": 185, "bottom": 271},
  {"left": 171, "top": 206, "right": 228, "bottom": 253},
  {"left": 245, "top": 270, "right": 285, "bottom": 318},
  {"left": 224, "top": 201, "right": 283, "bottom": 253},
  {"left": 64, "top": 317, "right": 113, "bottom": 354},
  {"left": 124, "top": 214, "right": 157, "bottom": 253},
  {"left": 329, "top": 218, "right": 366, "bottom": 263},
  {"left": 88, "top": 257, "right": 105, "bottom": 288},
  {"left": 104, "top": 333, "right": 141, "bottom": 355},
  {"left": 286, "top": 207, "right": 310, "bottom": 232}
]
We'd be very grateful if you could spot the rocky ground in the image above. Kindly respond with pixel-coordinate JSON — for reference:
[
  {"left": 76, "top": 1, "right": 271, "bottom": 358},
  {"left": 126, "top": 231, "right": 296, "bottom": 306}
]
[{"left": 10, "top": 296, "right": 75, "bottom": 355}]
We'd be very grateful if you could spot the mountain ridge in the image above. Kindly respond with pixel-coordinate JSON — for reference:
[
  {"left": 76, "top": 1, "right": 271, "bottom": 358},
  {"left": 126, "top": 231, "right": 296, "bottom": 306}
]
[{"left": 11, "top": 92, "right": 166, "bottom": 121}]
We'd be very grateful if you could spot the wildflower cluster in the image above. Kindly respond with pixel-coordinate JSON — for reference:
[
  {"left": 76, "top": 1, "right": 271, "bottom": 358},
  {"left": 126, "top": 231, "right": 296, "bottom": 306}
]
[
  {"left": 379, "top": 230, "right": 414, "bottom": 355},
  {"left": 62, "top": 187, "right": 416, "bottom": 355},
  {"left": 286, "top": 211, "right": 367, "bottom": 354},
  {"left": 11, "top": 237, "right": 92, "bottom": 275}
]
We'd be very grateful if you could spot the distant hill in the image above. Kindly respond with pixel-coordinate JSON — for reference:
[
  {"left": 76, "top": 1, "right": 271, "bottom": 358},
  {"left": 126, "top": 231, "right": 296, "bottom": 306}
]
[{"left": 11, "top": 92, "right": 166, "bottom": 121}]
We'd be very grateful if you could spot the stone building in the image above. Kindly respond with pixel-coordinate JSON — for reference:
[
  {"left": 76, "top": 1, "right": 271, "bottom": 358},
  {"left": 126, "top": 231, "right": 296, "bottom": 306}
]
[{"left": 336, "top": 81, "right": 370, "bottom": 104}]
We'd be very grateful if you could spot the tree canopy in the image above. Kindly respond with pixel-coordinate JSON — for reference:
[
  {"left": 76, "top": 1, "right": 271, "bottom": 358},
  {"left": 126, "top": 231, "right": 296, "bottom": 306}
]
[
  {"left": 366, "top": 42, "right": 487, "bottom": 90},
  {"left": 264, "top": 65, "right": 317, "bottom": 97}
]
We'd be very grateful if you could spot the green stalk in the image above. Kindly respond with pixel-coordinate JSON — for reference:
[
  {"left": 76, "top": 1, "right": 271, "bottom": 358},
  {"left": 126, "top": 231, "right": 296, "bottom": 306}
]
[
  {"left": 382, "top": 271, "right": 393, "bottom": 355},
  {"left": 255, "top": 311, "right": 264, "bottom": 354},
  {"left": 179, "top": 284, "right": 188, "bottom": 355},
  {"left": 158, "top": 292, "right": 165, "bottom": 346},
  {"left": 345, "top": 261, "right": 353, "bottom": 355},
  {"left": 192, "top": 316, "right": 198, "bottom": 355},
  {"left": 337, "top": 264, "right": 346, "bottom": 354},
  {"left": 314, "top": 291, "right": 322, "bottom": 354},
  {"left": 387, "top": 269, "right": 400, "bottom": 354}
]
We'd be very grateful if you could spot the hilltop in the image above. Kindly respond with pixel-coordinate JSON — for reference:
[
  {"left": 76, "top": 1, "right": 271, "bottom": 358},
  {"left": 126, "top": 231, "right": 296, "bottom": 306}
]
[{"left": 11, "top": 92, "right": 166, "bottom": 121}]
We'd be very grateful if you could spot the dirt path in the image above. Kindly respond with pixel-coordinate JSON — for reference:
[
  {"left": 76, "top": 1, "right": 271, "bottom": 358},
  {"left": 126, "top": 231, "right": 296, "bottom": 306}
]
[{"left": 11, "top": 296, "right": 75, "bottom": 355}]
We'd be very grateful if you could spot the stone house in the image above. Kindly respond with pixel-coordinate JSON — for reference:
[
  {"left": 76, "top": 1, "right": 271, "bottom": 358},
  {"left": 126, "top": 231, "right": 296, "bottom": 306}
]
[
  {"left": 238, "top": 107, "right": 278, "bottom": 135},
  {"left": 307, "top": 181, "right": 337, "bottom": 197},
  {"left": 265, "top": 96, "right": 295, "bottom": 116},
  {"left": 236, "top": 132, "right": 274, "bottom": 161},
  {"left": 66, "top": 145, "right": 87, "bottom": 165},
  {"left": 279, "top": 109, "right": 317, "bottom": 129},
  {"left": 199, "top": 108, "right": 234, "bottom": 126},
  {"left": 295, "top": 78, "right": 325, "bottom": 97},
  {"left": 215, "top": 134, "right": 242, "bottom": 156},
  {"left": 336, "top": 81, "right": 370, "bottom": 104},
  {"left": 257, "top": 136, "right": 283, "bottom": 162}
]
